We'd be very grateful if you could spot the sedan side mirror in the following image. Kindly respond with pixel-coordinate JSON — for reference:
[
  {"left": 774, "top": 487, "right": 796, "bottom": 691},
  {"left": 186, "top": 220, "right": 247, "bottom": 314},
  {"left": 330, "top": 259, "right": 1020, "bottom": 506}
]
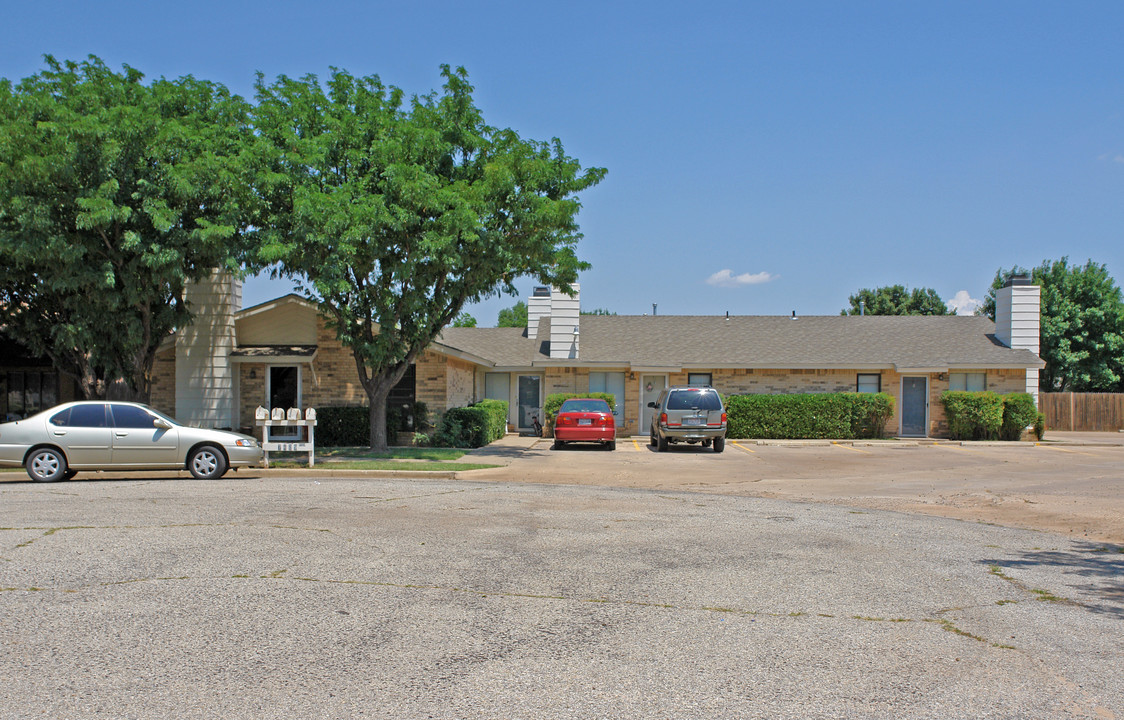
[{"left": 153, "top": 418, "right": 173, "bottom": 430}]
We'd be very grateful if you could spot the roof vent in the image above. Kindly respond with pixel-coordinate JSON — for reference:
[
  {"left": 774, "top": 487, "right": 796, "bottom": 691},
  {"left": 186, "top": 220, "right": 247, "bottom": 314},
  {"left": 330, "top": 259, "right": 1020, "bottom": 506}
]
[{"left": 791, "top": 310, "right": 798, "bottom": 320}]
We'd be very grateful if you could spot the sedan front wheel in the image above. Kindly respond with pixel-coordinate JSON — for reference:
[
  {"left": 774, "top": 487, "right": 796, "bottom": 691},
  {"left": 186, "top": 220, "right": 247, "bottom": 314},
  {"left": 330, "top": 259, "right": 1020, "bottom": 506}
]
[
  {"left": 26, "top": 448, "right": 68, "bottom": 483},
  {"left": 188, "top": 445, "right": 228, "bottom": 480}
]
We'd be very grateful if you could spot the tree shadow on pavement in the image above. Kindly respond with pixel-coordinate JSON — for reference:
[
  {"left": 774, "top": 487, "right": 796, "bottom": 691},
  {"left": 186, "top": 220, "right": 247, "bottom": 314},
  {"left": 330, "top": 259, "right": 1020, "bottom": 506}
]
[{"left": 982, "top": 542, "right": 1124, "bottom": 619}]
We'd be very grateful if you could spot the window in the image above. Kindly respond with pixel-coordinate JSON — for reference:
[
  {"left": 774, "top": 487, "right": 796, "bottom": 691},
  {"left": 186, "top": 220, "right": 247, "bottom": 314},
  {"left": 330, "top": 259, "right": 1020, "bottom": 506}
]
[
  {"left": 588, "top": 371, "right": 625, "bottom": 418},
  {"left": 666, "top": 389, "right": 722, "bottom": 411},
  {"left": 2, "top": 371, "right": 60, "bottom": 420},
  {"left": 687, "top": 373, "right": 713, "bottom": 386},
  {"left": 949, "top": 372, "right": 986, "bottom": 392},
  {"left": 63, "top": 404, "right": 108, "bottom": 428},
  {"left": 110, "top": 404, "right": 158, "bottom": 429},
  {"left": 856, "top": 374, "right": 881, "bottom": 393}
]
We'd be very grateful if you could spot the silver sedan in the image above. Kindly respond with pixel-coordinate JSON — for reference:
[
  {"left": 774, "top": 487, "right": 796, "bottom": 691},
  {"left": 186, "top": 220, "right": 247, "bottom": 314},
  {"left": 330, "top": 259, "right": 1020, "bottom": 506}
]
[{"left": 0, "top": 401, "right": 263, "bottom": 482}]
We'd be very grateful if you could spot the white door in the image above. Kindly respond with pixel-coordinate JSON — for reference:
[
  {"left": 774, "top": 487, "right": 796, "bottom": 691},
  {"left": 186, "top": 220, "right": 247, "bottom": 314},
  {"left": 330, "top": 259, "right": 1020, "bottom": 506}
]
[{"left": 641, "top": 375, "right": 667, "bottom": 435}]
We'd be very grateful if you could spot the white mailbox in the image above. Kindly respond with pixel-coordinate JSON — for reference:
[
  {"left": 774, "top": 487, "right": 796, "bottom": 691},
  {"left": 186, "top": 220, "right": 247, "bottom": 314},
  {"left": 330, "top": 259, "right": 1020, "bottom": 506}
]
[{"left": 256, "top": 407, "right": 317, "bottom": 468}]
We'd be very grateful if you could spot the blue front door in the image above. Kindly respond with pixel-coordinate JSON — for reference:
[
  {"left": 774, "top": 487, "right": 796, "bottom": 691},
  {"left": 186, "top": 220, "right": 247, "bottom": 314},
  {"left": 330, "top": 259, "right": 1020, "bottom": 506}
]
[{"left": 901, "top": 377, "right": 928, "bottom": 437}]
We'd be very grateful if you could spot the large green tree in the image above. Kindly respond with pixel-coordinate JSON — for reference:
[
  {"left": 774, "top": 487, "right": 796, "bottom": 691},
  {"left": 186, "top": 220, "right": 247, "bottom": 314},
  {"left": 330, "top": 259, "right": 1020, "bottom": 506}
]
[
  {"left": 497, "top": 301, "right": 528, "bottom": 328},
  {"left": 841, "top": 285, "right": 951, "bottom": 316},
  {"left": 0, "top": 56, "right": 254, "bottom": 400},
  {"left": 981, "top": 258, "right": 1124, "bottom": 392},
  {"left": 251, "top": 65, "right": 605, "bottom": 449}
]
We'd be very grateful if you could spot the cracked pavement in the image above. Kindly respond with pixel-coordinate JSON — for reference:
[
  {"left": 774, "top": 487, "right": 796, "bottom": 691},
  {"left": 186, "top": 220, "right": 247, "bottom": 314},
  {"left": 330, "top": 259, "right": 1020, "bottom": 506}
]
[{"left": 1, "top": 476, "right": 1121, "bottom": 718}]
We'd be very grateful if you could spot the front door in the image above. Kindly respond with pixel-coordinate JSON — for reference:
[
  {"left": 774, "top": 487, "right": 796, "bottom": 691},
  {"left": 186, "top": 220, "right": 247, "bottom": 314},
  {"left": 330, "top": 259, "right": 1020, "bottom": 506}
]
[
  {"left": 641, "top": 375, "right": 667, "bottom": 435},
  {"left": 900, "top": 376, "right": 929, "bottom": 437},
  {"left": 517, "top": 375, "right": 542, "bottom": 432},
  {"left": 268, "top": 366, "right": 301, "bottom": 441}
]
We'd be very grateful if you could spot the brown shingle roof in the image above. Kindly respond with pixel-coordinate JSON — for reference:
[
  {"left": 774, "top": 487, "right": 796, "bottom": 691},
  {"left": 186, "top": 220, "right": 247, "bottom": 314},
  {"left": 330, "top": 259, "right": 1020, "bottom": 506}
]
[{"left": 437, "top": 315, "right": 1043, "bottom": 370}]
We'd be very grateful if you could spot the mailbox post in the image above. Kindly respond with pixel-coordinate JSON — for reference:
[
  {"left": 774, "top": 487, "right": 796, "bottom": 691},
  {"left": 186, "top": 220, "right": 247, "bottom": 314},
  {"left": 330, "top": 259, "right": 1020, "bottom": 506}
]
[{"left": 256, "top": 407, "right": 317, "bottom": 468}]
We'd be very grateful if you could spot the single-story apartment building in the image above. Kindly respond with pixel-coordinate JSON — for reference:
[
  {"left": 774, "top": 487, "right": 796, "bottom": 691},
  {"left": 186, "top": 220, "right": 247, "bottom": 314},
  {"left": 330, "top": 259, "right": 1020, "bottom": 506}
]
[{"left": 133, "top": 275, "right": 1043, "bottom": 439}]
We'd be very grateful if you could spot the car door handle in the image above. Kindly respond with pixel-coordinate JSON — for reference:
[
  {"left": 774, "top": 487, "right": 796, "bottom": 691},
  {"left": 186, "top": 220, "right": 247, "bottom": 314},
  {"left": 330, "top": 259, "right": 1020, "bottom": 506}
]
[
  {"left": 115, "top": 432, "right": 129, "bottom": 438},
  {"left": 51, "top": 430, "right": 67, "bottom": 437}
]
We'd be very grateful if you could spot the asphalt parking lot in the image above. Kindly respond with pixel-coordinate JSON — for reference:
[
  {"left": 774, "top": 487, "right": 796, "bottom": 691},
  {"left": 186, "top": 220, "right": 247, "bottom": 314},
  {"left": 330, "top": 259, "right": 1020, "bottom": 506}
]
[{"left": 2, "top": 461, "right": 1122, "bottom": 718}]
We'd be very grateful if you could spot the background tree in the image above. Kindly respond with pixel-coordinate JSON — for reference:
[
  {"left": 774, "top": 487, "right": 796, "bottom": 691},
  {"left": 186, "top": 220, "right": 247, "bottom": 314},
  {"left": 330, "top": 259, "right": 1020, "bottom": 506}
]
[
  {"left": 581, "top": 307, "right": 616, "bottom": 316},
  {"left": 497, "top": 301, "right": 528, "bottom": 328},
  {"left": 452, "top": 313, "right": 477, "bottom": 327},
  {"left": 841, "top": 285, "right": 951, "bottom": 316},
  {"left": 0, "top": 56, "right": 254, "bottom": 400},
  {"left": 251, "top": 65, "right": 605, "bottom": 449},
  {"left": 980, "top": 258, "right": 1124, "bottom": 392}
]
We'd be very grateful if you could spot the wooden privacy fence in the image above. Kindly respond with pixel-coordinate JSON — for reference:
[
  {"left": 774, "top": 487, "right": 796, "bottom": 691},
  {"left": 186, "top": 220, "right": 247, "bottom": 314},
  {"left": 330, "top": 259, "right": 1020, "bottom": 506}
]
[{"left": 1040, "top": 393, "right": 1124, "bottom": 432}]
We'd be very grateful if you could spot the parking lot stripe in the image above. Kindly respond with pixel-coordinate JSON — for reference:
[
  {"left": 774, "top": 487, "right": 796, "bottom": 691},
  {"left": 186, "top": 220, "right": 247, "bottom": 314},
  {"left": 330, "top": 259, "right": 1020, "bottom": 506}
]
[
  {"left": 631, "top": 437, "right": 643, "bottom": 451},
  {"left": 1036, "top": 445, "right": 1099, "bottom": 457},
  {"left": 731, "top": 441, "right": 756, "bottom": 454}
]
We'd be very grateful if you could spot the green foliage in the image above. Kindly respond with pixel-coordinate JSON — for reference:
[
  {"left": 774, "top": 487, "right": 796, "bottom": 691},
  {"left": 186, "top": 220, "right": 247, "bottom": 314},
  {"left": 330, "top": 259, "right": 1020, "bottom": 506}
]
[
  {"left": 724, "top": 393, "right": 894, "bottom": 439},
  {"left": 940, "top": 391, "right": 1004, "bottom": 440},
  {"left": 981, "top": 258, "right": 1124, "bottom": 392},
  {"left": 250, "top": 65, "right": 605, "bottom": 449},
  {"left": 435, "top": 399, "right": 508, "bottom": 448},
  {"left": 0, "top": 56, "right": 255, "bottom": 400},
  {"left": 497, "top": 301, "right": 528, "bottom": 328},
  {"left": 452, "top": 313, "right": 477, "bottom": 327},
  {"left": 581, "top": 308, "right": 616, "bottom": 316},
  {"left": 842, "top": 286, "right": 952, "bottom": 316},
  {"left": 315, "top": 405, "right": 416, "bottom": 446},
  {"left": 1034, "top": 412, "right": 1046, "bottom": 441},
  {"left": 1000, "top": 393, "right": 1038, "bottom": 441},
  {"left": 544, "top": 392, "right": 617, "bottom": 419}
]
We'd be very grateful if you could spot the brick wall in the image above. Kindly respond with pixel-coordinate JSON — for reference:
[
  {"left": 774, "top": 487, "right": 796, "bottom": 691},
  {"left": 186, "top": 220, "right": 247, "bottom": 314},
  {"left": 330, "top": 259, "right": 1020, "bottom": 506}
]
[{"left": 149, "top": 347, "right": 177, "bottom": 417}]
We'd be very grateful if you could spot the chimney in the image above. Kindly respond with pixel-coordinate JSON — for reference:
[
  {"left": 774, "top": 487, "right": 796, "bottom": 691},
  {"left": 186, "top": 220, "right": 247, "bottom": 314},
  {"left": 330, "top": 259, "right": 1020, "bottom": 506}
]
[
  {"left": 177, "top": 270, "right": 241, "bottom": 428},
  {"left": 527, "top": 286, "right": 552, "bottom": 339},
  {"left": 994, "top": 274, "right": 1040, "bottom": 402},
  {"left": 549, "top": 284, "right": 580, "bottom": 359}
]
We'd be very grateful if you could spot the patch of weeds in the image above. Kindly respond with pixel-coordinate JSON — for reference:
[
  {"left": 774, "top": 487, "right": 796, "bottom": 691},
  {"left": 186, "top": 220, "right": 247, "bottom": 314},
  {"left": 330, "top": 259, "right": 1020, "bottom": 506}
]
[
  {"left": 232, "top": 574, "right": 249, "bottom": 579},
  {"left": 852, "top": 615, "right": 885, "bottom": 621},
  {"left": 923, "top": 617, "right": 987, "bottom": 644},
  {"left": 788, "top": 611, "right": 806, "bottom": 617},
  {"left": 996, "top": 599, "right": 1017, "bottom": 606},
  {"left": 1030, "top": 588, "right": 1066, "bottom": 603}
]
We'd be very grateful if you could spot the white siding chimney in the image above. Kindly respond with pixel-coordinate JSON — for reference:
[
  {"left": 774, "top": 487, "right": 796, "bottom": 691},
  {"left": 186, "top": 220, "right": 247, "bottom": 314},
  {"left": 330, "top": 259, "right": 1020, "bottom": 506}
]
[
  {"left": 176, "top": 270, "right": 241, "bottom": 428},
  {"left": 995, "top": 276, "right": 1040, "bottom": 402},
  {"left": 527, "top": 286, "right": 552, "bottom": 340},
  {"left": 549, "top": 284, "right": 580, "bottom": 359}
]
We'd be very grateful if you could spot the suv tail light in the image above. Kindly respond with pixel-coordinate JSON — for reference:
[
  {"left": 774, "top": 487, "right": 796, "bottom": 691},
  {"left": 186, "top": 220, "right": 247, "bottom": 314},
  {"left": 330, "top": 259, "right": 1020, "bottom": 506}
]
[
  {"left": 659, "top": 412, "right": 667, "bottom": 425},
  {"left": 721, "top": 412, "right": 727, "bottom": 423}
]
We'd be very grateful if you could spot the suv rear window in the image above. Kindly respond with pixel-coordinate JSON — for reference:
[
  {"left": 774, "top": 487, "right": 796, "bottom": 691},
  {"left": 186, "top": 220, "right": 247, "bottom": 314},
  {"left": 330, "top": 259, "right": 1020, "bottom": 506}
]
[{"left": 666, "top": 389, "right": 722, "bottom": 411}]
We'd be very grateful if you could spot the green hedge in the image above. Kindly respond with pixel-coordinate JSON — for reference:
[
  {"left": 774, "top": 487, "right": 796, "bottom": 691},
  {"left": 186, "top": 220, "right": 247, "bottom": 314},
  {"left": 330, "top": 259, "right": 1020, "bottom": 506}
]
[
  {"left": 940, "top": 391, "right": 1004, "bottom": 440},
  {"left": 315, "top": 403, "right": 424, "bottom": 446},
  {"left": 544, "top": 392, "right": 617, "bottom": 418},
  {"left": 941, "top": 391, "right": 1038, "bottom": 441},
  {"left": 725, "top": 392, "right": 894, "bottom": 439},
  {"left": 436, "top": 399, "right": 508, "bottom": 448},
  {"left": 1000, "top": 393, "right": 1038, "bottom": 441}
]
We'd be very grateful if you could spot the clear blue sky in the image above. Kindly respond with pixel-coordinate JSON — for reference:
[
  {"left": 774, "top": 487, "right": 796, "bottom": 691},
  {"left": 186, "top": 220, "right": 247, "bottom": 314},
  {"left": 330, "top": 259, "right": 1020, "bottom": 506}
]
[{"left": 5, "top": 1, "right": 1123, "bottom": 323}]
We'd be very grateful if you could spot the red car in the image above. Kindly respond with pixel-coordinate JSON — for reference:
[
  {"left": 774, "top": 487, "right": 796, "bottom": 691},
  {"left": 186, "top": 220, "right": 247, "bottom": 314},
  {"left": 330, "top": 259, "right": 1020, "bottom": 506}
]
[{"left": 552, "top": 398, "right": 616, "bottom": 450}]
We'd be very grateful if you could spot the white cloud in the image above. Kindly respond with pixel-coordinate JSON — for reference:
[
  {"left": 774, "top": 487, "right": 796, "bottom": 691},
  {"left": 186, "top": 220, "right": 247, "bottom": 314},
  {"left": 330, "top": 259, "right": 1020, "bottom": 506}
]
[
  {"left": 706, "top": 269, "right": 776, "bottom": 288},
  {"left": 946, "top": 290, "right": 981, "bottom": 315}
]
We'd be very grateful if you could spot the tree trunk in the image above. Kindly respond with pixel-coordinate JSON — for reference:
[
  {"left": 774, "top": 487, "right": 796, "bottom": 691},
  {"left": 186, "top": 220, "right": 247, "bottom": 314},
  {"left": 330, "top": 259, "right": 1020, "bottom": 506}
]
[{"left": 367, "top": 386, "right": 391, "bottom": 451}]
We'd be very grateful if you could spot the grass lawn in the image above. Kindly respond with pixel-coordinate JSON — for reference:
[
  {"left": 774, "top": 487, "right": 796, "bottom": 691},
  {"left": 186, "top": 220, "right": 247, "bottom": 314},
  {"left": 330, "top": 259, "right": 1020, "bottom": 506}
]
[
  {"left": 269, "top": 446, "right": 498, "bottom": 471},
  {"left": 268, "top": 460, "right": 500, "bottom": 471}
]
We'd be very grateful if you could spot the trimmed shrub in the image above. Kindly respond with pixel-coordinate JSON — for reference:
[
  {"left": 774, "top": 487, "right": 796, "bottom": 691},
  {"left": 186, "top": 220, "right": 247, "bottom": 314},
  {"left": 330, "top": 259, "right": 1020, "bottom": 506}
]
[
  {"left": 941, "top": 391, "right": 1004, "bottom": 440},
  {"left": 435, "top": 399, "right": 509, "bottom": 448},
  {"left": 314, "top": 404, "right": 418, "bottom": 446},
  {"left": 1034, "top": 412, "right": 1046, "bottom": 441},
  {"left": 1000, "top": 393, "right": 1038, "bottom": 441},
  {"left": 724, "top": 392, "right": 893, "bottom": 440},
  {"left": 315, "top": 406, "right": 370, "bottom": 446}
]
